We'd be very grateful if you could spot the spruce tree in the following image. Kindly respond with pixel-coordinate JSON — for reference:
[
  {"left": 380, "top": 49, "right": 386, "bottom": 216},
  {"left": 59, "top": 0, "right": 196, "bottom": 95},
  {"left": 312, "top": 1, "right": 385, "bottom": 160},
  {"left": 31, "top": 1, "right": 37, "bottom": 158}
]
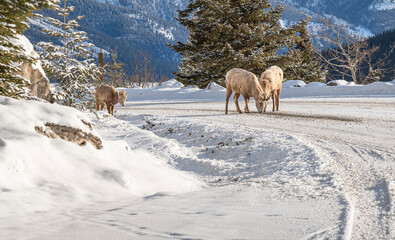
[
  {"left": 0, "top": 0, "right": 58, "bottom": 98},
  {"left": 169, "top": 0, "right": 324, "bottom": 88},
  {"left": 38, "top": 0, "right": 101, "bottom": 110},
  {"left": 282, "top": 18, "right": 327, "bottom": 83},
  {"left": 105, "top": 50, "right": 126, "bottom": 88}
]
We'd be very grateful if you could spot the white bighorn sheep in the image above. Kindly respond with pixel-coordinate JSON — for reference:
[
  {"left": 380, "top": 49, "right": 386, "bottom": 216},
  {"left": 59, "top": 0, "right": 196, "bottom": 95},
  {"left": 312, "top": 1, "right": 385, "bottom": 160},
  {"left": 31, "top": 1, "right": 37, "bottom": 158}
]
[
  {"left": 95, "top": 84, "right": 127, "bottom": 115},
  {"left": 225, "top": 68, "right": 268, "bottom": 114},
  {"left": 259, "top": 66, "right": 284, "bottom": 112}
]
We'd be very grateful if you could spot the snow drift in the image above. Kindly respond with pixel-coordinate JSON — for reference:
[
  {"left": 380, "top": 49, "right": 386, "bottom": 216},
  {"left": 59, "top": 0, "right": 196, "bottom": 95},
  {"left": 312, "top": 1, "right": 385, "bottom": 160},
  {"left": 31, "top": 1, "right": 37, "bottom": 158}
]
[{"left": 0, "top": 97, "right": 201, "bottom": 216}]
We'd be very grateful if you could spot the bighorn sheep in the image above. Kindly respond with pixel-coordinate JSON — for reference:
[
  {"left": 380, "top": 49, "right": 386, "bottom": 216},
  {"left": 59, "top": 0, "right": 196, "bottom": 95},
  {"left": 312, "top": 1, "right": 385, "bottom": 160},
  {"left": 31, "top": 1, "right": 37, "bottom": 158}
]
[
  {"left": 259, "top": 66, "right": 283, "bottom": 112},
  {"left": 95, "top": 84, "right": 127, "bottom": 115},
  {"left": 225, "top": 68, "right": 268, "bottom": 114}
]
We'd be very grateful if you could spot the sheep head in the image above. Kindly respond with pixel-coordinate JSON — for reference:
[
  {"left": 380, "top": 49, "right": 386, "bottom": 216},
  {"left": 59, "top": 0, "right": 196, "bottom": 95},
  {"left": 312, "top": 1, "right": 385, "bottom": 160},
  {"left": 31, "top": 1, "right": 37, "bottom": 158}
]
[
  {"left": 255, "top": 95, "right": 265, "bottom": 113},
  {"left": 118, "top": 91, "right": 127, "bottom": 106}
]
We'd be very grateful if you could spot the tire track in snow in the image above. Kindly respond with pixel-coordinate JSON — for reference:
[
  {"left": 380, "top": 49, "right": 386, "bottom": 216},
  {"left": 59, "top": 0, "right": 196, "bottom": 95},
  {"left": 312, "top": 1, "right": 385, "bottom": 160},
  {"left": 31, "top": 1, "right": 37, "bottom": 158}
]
[
  {"left": 310, "top": 140, "right": 394, "bottom": 239},
  {"left": 116, "top": 113, "right": 338, "bottom": 199},
  {"left": 125, "top": 106, "right": 362, "bottom": 122}
]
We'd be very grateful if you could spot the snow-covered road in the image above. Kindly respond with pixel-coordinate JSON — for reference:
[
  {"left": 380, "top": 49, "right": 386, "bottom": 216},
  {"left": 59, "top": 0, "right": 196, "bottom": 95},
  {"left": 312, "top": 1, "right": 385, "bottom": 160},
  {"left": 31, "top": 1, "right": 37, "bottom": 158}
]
[
  {"left": 111, "top": 98, "right": 394, "bottom": 239},
  {"left": 1, "top": 97, "right": 393, "bottom": 239}
]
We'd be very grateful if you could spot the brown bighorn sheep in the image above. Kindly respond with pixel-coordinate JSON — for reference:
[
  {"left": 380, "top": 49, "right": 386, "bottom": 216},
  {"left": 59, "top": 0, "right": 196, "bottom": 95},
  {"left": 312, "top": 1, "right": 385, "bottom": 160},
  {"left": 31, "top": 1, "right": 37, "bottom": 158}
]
[
  {"left": 225, "top": 68, "right": 268, "bottom": 114},
  {"left": 95, "top": 84, "right": 127, "bottom": 115},
  {"left": 259, "top": 66, "right": 284, "bottom": 112}
]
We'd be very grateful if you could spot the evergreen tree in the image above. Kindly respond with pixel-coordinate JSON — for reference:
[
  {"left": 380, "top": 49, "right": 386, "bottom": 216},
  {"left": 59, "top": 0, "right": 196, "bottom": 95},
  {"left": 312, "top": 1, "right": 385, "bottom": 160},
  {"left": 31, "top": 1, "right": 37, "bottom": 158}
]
[
  {"left": 169, "top": 0, "right": 324, "bottom": 88},
  {"left": 38, "top": 0, "right": 101, "bottom": 110},
  {"left": 282, "top": 18, "right": 327, "bottom": 83},
  {"left": 104, "top": 50, "right": 126, "bottom": 88},
  {"left": 0, "top": 0, "right": 58, "bottom": 98}
]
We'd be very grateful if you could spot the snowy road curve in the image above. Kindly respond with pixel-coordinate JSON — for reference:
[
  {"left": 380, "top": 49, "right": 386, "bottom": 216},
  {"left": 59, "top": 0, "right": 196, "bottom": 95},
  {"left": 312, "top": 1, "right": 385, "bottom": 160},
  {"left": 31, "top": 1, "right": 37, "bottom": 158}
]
[
  {"left": 115, "top": 98, "right": 394, "bottom": 239},
  {"left": 4, "top": 98, "right": 392, "bottom": 239}
]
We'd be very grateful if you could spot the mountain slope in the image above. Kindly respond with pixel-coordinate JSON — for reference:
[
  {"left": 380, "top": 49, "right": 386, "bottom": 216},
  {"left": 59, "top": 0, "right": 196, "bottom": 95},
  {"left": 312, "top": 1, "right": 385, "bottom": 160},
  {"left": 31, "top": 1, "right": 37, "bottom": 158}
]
[
  {"left": 283, "top": 0, "right": 395, "bottom": 34},
  {"left": 26, "top": 0, "right": 189, "bottom": 77},
  {"left": 24, "top": 0, "right": 394, "bottom": 78}
]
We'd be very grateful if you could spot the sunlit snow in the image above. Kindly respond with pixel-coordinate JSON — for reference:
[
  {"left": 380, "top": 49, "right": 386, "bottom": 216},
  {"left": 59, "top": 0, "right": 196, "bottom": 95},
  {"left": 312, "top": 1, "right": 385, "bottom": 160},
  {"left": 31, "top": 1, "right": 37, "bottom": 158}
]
[{"left": 1, "top": 79, "right": 394, "bottom": 239}]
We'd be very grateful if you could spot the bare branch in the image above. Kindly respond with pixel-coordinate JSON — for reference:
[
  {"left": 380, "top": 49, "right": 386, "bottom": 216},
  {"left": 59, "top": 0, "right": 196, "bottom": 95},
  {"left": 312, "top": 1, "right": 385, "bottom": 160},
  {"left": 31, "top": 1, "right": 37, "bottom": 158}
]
[{"left": 314, "top": 14, "right": 381, "bottom": 83}]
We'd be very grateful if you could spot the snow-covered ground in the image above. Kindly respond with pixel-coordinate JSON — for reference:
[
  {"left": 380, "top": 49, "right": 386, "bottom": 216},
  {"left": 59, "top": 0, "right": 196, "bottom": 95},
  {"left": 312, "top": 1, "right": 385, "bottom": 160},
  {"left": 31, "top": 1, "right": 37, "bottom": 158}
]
[{"left": 1, "top": 79, "right": 394, "bottom": 239}]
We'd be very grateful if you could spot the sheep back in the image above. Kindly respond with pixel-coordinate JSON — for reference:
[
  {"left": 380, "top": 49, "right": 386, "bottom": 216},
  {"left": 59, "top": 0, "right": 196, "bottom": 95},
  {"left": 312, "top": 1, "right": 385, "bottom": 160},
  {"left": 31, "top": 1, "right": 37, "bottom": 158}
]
[
  {"left": 95, "top": 84, "right": 119, "bottom": 105},
  {"left": 259, "top": 66, "right": 284, "bottom": 94},
  {"left": 226, "top": 68, "right": 263, "bottom": 98}
]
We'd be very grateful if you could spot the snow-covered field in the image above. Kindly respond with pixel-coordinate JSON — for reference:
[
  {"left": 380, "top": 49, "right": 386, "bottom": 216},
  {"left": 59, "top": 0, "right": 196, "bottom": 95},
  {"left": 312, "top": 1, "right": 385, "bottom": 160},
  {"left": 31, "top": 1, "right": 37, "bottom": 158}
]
[{"left": 1, "top": 80, "right": 394, "bottom": 239}]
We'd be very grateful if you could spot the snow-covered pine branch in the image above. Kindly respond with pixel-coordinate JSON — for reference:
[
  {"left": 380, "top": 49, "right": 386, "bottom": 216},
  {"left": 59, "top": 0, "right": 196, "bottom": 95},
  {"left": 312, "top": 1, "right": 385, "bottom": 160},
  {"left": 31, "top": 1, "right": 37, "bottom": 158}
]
[
  {"left": 0, "top": 0, "right": 59, "bottom": 98},
  {"left": 38, "top": 0, "right": 101, "bottom": 110}
]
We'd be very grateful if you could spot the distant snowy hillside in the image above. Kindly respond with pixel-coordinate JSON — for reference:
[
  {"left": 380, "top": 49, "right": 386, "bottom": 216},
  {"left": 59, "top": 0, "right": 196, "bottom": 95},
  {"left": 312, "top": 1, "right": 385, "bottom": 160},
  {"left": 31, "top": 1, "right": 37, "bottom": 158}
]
[
  {"left": 25, "top": 0, "right": 394, "bottom": 77},
  {"left": 26, "top": 0, "right": 189, "bottom": 77},
  {"left": 282, "top": 0, "right": 395, "bottom": 34},
  {"left": 96, "top": 0, "right": 186, "bottom": 22},
  {"left": 370, "top": 0, "right": 395, "bottom": 11}
]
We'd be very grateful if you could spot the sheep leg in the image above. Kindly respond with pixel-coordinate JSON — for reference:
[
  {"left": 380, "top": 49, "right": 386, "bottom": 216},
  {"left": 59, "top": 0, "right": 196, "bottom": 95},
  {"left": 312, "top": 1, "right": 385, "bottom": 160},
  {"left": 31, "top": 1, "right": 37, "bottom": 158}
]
[
  {"left": 243, "top": 95, "right": 250, "bottom": 113},
  {"left": 272, "top": 91, "right": 276, "bottom": 112},
  {"left": 106, "top": 103, "right": 112, "bottom": 115},
  {"left": 96, "top": 100, "right": 104, "bottom": 111},
  {"left": 263, "top": 97, "right": 269, "bottom": 112},
  {"left": 234, "top": 92, "right": 242, "bottom": 113},
  {"left": 225, "top": 89, "right": 232, "bottom": 114},
  {"left": 276, "top": 89, "right": 281, "bottom": 111},
  {"left": 97, "top": 101, "right": 104, "bottom": 111}
]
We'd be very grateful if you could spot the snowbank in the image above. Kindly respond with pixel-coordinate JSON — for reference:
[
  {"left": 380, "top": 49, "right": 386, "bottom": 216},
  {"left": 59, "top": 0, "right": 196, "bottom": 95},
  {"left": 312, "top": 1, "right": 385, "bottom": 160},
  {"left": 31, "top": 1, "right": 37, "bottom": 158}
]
[
  {"left": 0, "top": 97, "right": 201, "bottom": 216},
  {"left": 206, "top": 82, "right": 225, "bottom": 90},
  {"left": 160, "top": 79, "right": 184, "bottom": 88},
  {"left": 281, "top": 80, "right": 395, "bottom": 98},
  {"left": 282, "top": 80, "right": 306, "bottom": 88},
  {"left": 305, "top": 82, "right": 327, "bottom": 87},
  {"left": 326, "top": 80, "right": 357, "bottom": 86},
  {"left": 123, "top": 79, "right": 226, "bottom": 102},
  {"left": 121, "top": 79, "right": 395, "bottom": 104}
]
